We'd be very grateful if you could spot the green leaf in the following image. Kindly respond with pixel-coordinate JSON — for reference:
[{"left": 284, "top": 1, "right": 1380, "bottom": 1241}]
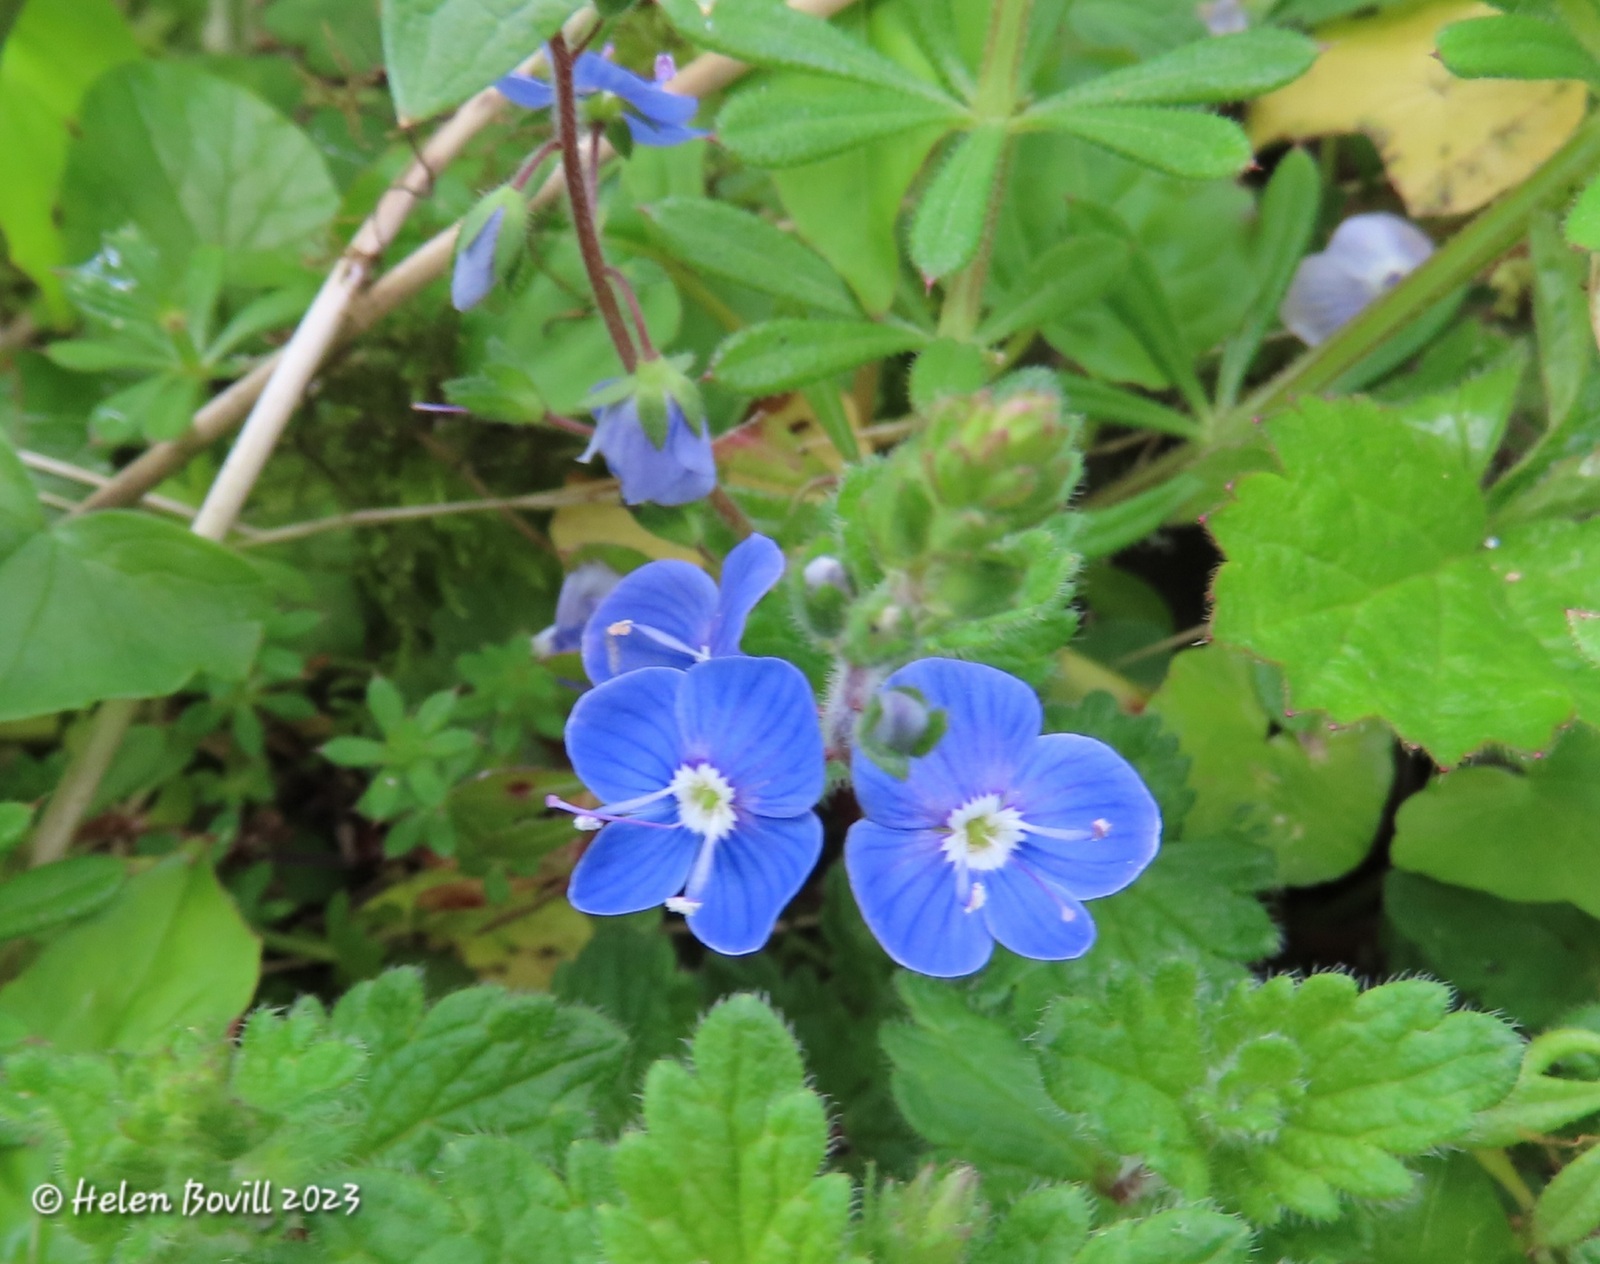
[
  {"left": 910, "top": 124, "right": 1008, "bottom": 281},
  {"left": 0, "top": 513, "right": 269, "bottom": 723},
  {"left": 1566, "top": 171, "right": 1600, "bottom": 250},
  {"left": 976, "top": 235, "right": 1130, "bottom": 344},
  {"left": 1531, "top": 210, "right": 1595, "bottom": 429},
  {"left": 0, "top": 0, "right": 139, "bottom": 312},
  {"left": 658, "top": 0, "right": 954, "bottom": 100},
  {"left": 717, "top": 74, "right": 964, "bottom": 168},
  {"left": 0, "top": 853, "right": 260, "bottom": 1051},
  {"left": 1149, "top": 646, "right": 1392, "bottom": 886},
  {"left": 0, "top": 803, "right": 31, "bottom": 854},
  {"left": 62, "top": 62, "right": 339, "bottom": 282},
  {"left": 1536, "top": 1143, "right": 1600, "bottom": 1248},
  {"left": 1470, "top": 1029, "right": 1600, "bottom": 1147},
  {"left": 883, "top": 976, "right": 1099, "bottom": 1195},
  {"left": 1018, "top": 106, "right": 1253, "bottom": 180},
  {"left": 1054, "top": 373, "right": 1198, "bottom": 439},
  {"left": 322, "top": 736, "right": 389, "bottom": 767},
  {"left": 713, "top": 319, "right": 926, "bottom": 394},
  {"left": 381, "top": 0, "right": 571, "bottom": 123},
  {"left": 1391, "top": 723, "right": 1600, "bottom": 916},
  {"left": 598, "top": 994, "right": 852, "bottom": 1264},
  {"left": 1038, "top": 962, "right": 1522, "bottom": 1224},
  {"left": 1210, "top": 397, "right": 1600, "bottom": 764},
  {"left": 972, "top": 1186, "right": 1091, "bottom": 1264},
  {"left": 1385, "top": 871, "right": 1600, "bottom": 1030},
  {"left": 1045, "top": 29, "right": 1317, "bottom": 108},
  {"left": 1394, "top": 351, "right": 1525, "bottom": 478},
  {"left": 0, "top": 434, "right": 44, "bottom": 559},
  {"left": 645, "top": 197, "right": 857, "bottom": 316},
  {"left": 0, "top": 856, "right": 124, "bottom": 942},
  {"left": 1216, "top": 146, "right": 1320, "bottom": 408},
  {"left": 264, "top": 0, "right": 384, "bottom": 77},
  {"left": 331, "top": 967, "right": 627, "bottom": 1167},
  {"left": 1574, "top": 609, "right": 1600, "bottom": 665},
  {"left": 1076, "top": 1207, "right": 1253, "bottom": 1264},
  {"left": 1438, "top": 14, "right": 1600, "bottom": 84},
  {"left": 1077, "top": 473, "right": 1203, "bottom": 559}
]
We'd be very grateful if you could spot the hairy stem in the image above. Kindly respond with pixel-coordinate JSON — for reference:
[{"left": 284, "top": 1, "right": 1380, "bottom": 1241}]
[{"left": 551, "top": 33, "right": 639, "bottom": 372}]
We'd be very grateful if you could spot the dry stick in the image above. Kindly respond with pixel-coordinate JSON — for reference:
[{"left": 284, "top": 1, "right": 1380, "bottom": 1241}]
[
  {"left": 33, "top": 0, "right": 856, "bottom": 866},
  {"left": 17, "top": 449, "right": 258, "bottom": 531}
]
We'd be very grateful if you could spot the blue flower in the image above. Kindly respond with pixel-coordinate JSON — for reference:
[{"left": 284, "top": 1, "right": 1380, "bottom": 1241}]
[
  {"left": 581, "top": 533, "right": 784, "bottom": 683},
  {"left": 533, "top": 561, "right": 620, "bottom": 657},
  {"left": 580, "top": 393, "right": 716, "bottom": 507},
  {"left": 497, "top": 51, "right": 708, "bottom": 147},
  {"left": 451, "top": 205, "right": 505, "bottom": 312},
  {"left": 551, "top": 656, "right": 824, "bottom": 955},
  {"left": 845, "top": 658, "right": 1161, "bottom": 978},
  {"left": 1280, "top": 212, "right": 1434, "bottom": 346}
]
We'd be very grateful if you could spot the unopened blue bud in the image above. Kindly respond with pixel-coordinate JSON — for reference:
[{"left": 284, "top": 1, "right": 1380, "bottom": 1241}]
[{"left": 873, "top": 689, "right": 930, "bottom": 754}]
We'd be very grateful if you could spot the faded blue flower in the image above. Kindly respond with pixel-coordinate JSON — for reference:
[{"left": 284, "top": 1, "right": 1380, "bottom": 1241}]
[
  {"left": 497, "top": 51, "right": 708, "bottom": 147},
  {"left": 533, "top": 561, "right": 620, "bottom": 657},
  {"left": 581, "top": 393, "right": 716, "bottom": 507},
  {"left": 552, "top": 656, "right": 824, "bottom": 955},
  {"left": 1198, "top": 0, "right": 1249, "bottom": 35},
  {"left": 845, "top": 658, "right": 1161, "bottom": 978},
  {"left": 452, "top": 206, "right": 505, "bottom": 312},
  {"left": 1280, "top": 212, "right": 1434, "bottom": 346},
  {"left": 581, "top": 533, "right": 784, "bottom": 683}
]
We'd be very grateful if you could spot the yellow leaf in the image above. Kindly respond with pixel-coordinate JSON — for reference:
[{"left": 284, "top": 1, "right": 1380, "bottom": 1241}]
[
  {"left": 715, "top": 392, "right": 853, "bottom": 500},
  {"left": 550, "top": 496, "right": 702, "bottom": 564},
  {"left": 1249, "top": 1, "right": 1587, "bottom": 216}
]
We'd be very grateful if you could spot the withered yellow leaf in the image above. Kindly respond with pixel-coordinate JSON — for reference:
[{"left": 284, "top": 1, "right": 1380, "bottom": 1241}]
[
  {"left": 1249, "top": 1, "right": 1587, "bottom": 216},
  {"left": 550, "top": 497, "right": 703, "bottom": 564}
]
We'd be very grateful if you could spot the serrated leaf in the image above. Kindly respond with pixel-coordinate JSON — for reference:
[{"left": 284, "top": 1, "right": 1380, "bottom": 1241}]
[
  {"left": 1470, "top": 1029, "right": 1600, "bottom": 1146},
  {"left": 1391, "top": 722, "right": 1600, "bottom": 916},
  {"left": 1573, "top": 609, "right": 1600, "bottom": 665},
  {"left": 0, "top": 512, "right": 269, "bottom": 723},
  {"left": 718, "top": 74, "right": 964, "bottom": 168},
  {"left": 646, "top": 198, "right": 857, "bottom": 316},
  {"left": 713, "top": 319, "right": 926, "bottom": 394},
  {"left": 884, "top": 976, "right": 1099, "bottom": 1195},
  {"left": 1045, "top": 29, "right": 1317, "bottom": 109},
  {"left": 1019, "top": 106, "right": 1253, "bottom": 180},
  {"left": 1149, "top": 646, "right": 1392, "bottom": 886},
  {"left": 0, "top": 857, "right": 124, "bottom": 943},
  {"left": 62, "top": 62, "right": 339, "bottom": 281},
  {"left": 1039, "top": 962, "right": 1521, "bottom": 1224},
  {"left": 1438, "top": 13, "right": 1600, "bottom": 84},
  {"left": 598, "top": 994, "right": 852, "bottom": 1264},
  {"left": 971, "top": 1186, "right": 1091, "bottom": 1264},
  {"left": 658, "top": 0, "right": 953, "bottom": 101},
  {"left": 0, "top": 853, "right": 259, "bottom": 1052},
  {"left": 1077, "top": 1207, "right": 1253, "bottom": 1264},
  {"left": 1210, "top": 397, "right": 1600, "bottom": 764},
  {"left": 331, "top": 968, "right": 626, "bottom": 1168},
  {"left": 381, "top": 0, "right": 573, "bottom": 123},
  {"left": 1567, "top": 171, "right": 1600, "bottom": 249},
  {"left": 909, "top": 124, "right": 1008, "bottom": 281}
]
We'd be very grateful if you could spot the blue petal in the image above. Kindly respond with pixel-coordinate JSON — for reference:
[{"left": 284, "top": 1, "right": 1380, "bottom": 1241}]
[
  {"left": 568, "top": 820, "right": 699, "bottom": 915},
  {"left": 1279, "top": 254, "right": 1373, "bottom": 346},
  {"left": 451, "top": 206, "right": 504, "bottom": 312},
  {"left": 1011, "top": 734, "right": 1161, "bottom": 899},
  {"left": 677, "top": 657, "right": 824, "bottom": 817},
  {"left": 495, "top": 73, "right": 556, "bottom": 111},
  {"left": 708, "top": 533, "right": 784, "bottom": 656},
  {"left": 587, "top": 399, "right": 717, "bottom": 507},
  {"left": 852, "top": 658, "right": 1042, "bottom": 831},
  {"left": 564, "top": 666, "right": 684, "bottom": 803},
  {"left": 685, "top": 813, "right": 822, "bottom": 955},
  {"left": 1324, "top": 212, "right": 1433, "bottom": 282},
  {"left": 575, "top": 53, "right": 701, "bottom": 126},
  {"left": 981, "top": 863, "right": 1097, "bottom": 961},
  {"left": 581, "top": 559, "right": 719, "bottom": 684},
  {"left": 623, "top": 113, "right": 710, "bottom": 148},
  {"left": 844, "top": 821, "right": 993, "bottom": 978},
  {"left": 547, "top": 561, "right": 619, "bottom": 654}
]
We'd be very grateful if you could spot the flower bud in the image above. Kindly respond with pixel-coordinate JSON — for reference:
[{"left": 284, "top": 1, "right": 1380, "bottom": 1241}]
[
  {"left": 451, "top": 185, "right": 529, "bottom": 312},
  {"left": 582, "top": 358, "right": 715, "bottom": 506},
  {"left": 1281, "top": 213, "right": 1433, "bottom": 346},
  {"left": 872, "top": 688, "right": 930, "bottom": 753},
  {"left": 803, "top": 555, "right": 851, "bottom": 595}
]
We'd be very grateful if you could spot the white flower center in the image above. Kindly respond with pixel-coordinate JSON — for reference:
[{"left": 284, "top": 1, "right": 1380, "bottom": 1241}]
[
  {"left": 670, "top": 763, "right": 736, "bottom": 842},
  {"left": 942, "top": 793, "right": 1025, "bottom": 872}
]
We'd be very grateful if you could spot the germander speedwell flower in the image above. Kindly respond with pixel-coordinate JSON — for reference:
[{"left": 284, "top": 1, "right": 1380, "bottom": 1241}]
[
  {"left": 845, "top": 658, "right": 1161, "bottom": 978},
  {"left": 551, "top": 656, "right": 824, "bottom": 955},
  {"left": 581, "top": 533, "right": 784, "bottom": 683},
  {"left": 533, "top": 560, "right": 620, "bottom": 657},
  {"left": 497, "top": 51, "right": 708, "bottom": 147},
  {"left": 1280, "top": 212, "right": 1434, "bottom": 346}
]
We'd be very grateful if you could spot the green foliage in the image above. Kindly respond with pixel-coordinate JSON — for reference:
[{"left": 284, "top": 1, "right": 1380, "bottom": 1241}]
[
  {"left": 1211, "top": 394, "right": 1600, "bottom": 764},
  {"left": 1437, "top": 13, "right": 1600, "bottom": 85},
  {"left": 1038, "top": 963, "right": 1521, "bottom": 1224},
  {"left": 0, "top": 853, "right": 259, "bottom": 1052},
  {"left": 1391, "top": 723, "right": 1600, "bottom": 915},
  {"left": 0, "top": 854, "right": 123, "bottom": 942},
  {"left": 597, "top": 994, "right": 853, "bottom": 1264},
  {"left": 380, "top": 0, "right": 574, "bottom": 123}
]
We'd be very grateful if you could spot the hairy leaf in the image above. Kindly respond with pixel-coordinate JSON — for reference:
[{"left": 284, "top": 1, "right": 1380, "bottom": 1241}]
[
  {"left": 1044, "top": 29, "right": 1317, "bottom": 108},
  {"left": 718, "top": 74, "right": 964, "bottom": 169},
  {"left": 381, "top": 0, "right": 572, "bottom": 123},
  {"left": 713, "top": 319, "right": 926, "bottom": 394},
  {"left": 1020, "top": 106, "right": 1253, "bottom": 180}
]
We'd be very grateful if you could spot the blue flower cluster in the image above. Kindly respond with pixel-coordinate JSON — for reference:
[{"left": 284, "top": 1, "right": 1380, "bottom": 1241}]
[
  {"left": 549, "top": 537, "right": 1162, "bottom": 974},
  {"left": 498, "top": 51, "right": 707, "bottom": 148}
]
